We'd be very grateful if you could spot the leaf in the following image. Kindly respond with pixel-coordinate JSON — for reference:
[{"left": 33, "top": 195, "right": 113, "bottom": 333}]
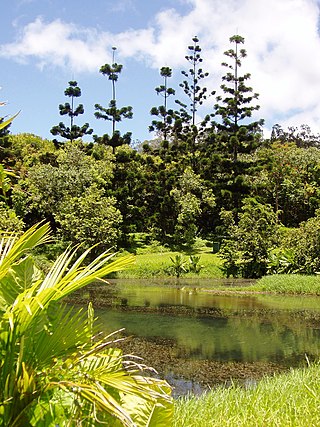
[{"left": 0, "top": 111, "right": 20, "bottom": 130}]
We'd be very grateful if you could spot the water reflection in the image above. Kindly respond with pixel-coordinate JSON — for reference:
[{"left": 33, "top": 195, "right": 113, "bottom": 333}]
[
  {"left": 73, "top": 280, "right": 320, "bottom": 394},
  {"left": 96, "top": 309, "right": 320, "bottom": 364}
]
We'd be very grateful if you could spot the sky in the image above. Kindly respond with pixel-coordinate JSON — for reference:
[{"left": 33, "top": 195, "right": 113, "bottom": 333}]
[{"left": 2, "top": 0, "right": 320, "bottom": 143}]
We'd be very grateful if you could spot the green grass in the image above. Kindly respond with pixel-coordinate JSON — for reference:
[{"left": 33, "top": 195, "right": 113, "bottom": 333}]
[
  {"left": 116, "top": 251, "right": 223, "bottom": 279},
  {"left": 173, "top": 364, "right": 320, "bottom": 427},
  {"left": 248, "top": 274, "right": 320, "bottom": 295}
]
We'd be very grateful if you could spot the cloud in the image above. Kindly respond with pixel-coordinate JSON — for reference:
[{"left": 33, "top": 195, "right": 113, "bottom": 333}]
[
  {"left": 0, "top": 17, "right": 114, "bottom": 72},
  {"left": 2, "top": 0, "right": 320, "bottom": 130}
]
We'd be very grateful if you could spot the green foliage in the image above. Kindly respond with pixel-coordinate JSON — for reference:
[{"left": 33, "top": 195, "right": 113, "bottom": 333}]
[
  {"left": 0, "top": 110, "right": 19, "bottom": 132},
  {"left": 0, "top": 223, "right": 173, "bottom": 426},
  {"left": 282, "top": 210, "right": 320, "bottom": 274},
  {"left": 0, "top": 201, "right": 24, "bottom": 233},
  {"left": 55, "top": 185, "right": 123, "bottom": 252},
  {"left": 51, "top": 80, "right": 93, "bottom": 142},
  {"left": 0, "top": 164, "right": 17, "bottom": 203},
  {"left": 171, "top": 166, "right": 215, "bottom": 245},
  {"left": 267, "top": 247, "right": 297, "bottom": 274},
  {"left": 168, "top": 254, "right": 188, "bottom": 277},
  {"left": 2, "top": 133, "right": 57, "bottom": 169},
  {"left": 252, "top": 274, "right": 320, "bottom": 294},
  {"left": 16, "top": 142, "right": 113, "bottom": 218},
  {"left": 252, "top": 142, "right": 320, "bottom": 226},
  {"left": 174, "top": 36, "right": 214, "bottom": 145},
  {"left": 220, "top": 198, "right": 279, "bottom": 278},
  {"left": 187, "top": 255, "right": 204, "bottom": 274},
  {"left": 167, "top": 254, "right": 204, "bottom": 277},
  {"left": 149, "top": 66, "right": 175, "bottom": 141},
  {"left": 116, "top": 250, "right": 222, "bottom": 279}
]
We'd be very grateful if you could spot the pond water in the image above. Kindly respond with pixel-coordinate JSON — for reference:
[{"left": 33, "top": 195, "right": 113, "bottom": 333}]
[{"left": 72, "top": 279, "right": 320, "bottom": 396}]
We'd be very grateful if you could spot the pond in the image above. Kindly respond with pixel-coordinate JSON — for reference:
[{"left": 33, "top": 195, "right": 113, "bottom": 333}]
[{"left": 71, "top": 279, "right": 320, "bottom": 396}]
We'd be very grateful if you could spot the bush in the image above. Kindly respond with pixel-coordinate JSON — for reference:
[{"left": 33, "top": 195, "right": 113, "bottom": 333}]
[
  {"left": 0, "top": 201, "right": 24, "bottom": 233},
  {"left": 220, "top": 198, "right": 279, "bottom": 278},
  {"left": 283, "top": 210, "right": 320, "bottom": 274}
]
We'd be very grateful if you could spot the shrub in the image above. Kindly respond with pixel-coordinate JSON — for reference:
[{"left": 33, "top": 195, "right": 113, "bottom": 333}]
[{"left": 220, "top": 198, "right": 279, "bottom": 278}]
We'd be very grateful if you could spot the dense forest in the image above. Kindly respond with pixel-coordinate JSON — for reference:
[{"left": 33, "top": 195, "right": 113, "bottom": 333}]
[{"left": 2, "top": 35, "right": 320, "bottom": 278}]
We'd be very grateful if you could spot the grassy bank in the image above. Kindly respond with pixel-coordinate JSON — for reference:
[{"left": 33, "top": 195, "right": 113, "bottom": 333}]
[
  {"left": 116, "top": 251, "right": 223, "bottom": 278},
  {"left": 248, "top": 274, "right": 320, "bottom": 295},
  {"left": 173, "top": 364, "right": 320, "bottom": 427},
  {"left": 115, "top": 235, "right": 320, "bottom": 294}
]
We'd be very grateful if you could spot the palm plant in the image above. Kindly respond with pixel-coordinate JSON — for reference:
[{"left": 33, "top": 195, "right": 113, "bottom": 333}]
[{"left": 0, "top": 223, "right": 173, "bottom": 426}]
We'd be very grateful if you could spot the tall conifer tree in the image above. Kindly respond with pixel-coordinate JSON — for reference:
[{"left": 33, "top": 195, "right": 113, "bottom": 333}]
[
  {"left": 51, "top": 81, "right": 93, "bottom": 143},
  {"left": 149, "top": 67, "right": 175, "bottom": 143},
  {"left": 94, "top": 47, "right": 133, "bottom": 154}
]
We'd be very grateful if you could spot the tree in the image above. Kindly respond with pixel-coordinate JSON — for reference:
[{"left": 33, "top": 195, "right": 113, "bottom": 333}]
[
  {"left": 0, "top": 201, "right": 24, "bottom": 233},
  {"left": 208, "top": 35, "right": 264, "bottom": 215},
  {"left": 55, "top": 184, "right": 123, "bottom": 254},
  {"left": 170, "top": 166, "right": 215, "bottom": 245},
  {"left": 50, "top": 80, "right": 93, "bottom": 143},
  {"left": 174, "top": 36, "right": 214, "bottom": 147},
  {"left": 149, "top": 67, "right": 176, "bottom": 142},
  {"left": 252, "top": 142, "right": 320, "bottom": 226},
  {"left": 94, "top": 47, "right": 133, "bottom": 153},
  {"left": 13, "top": 142, "right": 114, "bottom": 231},
  {"left": 0, "top": 223, "right": 173, "bottom": 426},
  {"left": 270, "top": 123, "right": 320, "bottom": 148},
  {"left": 282, "top": 210, "right": 320, "bottom": 274},
  {"left": 220, "top": 198, "right": 279, "bottom": 278},
  {"left": 212, "top": 35, "right": 263, "bottom": 162}
]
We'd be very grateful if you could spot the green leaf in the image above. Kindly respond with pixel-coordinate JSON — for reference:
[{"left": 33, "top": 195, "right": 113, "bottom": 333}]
[{"left": 0, "top": 111, "right": 20, "bottom": 130}]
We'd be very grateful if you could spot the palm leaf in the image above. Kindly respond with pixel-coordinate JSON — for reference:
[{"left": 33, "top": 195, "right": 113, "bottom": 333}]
[
  {"left": 0, "top": 111, "right": 20, "bottom": 131},
  {"left": 0, "top": 223, "right": 173, "bottom": 426}
]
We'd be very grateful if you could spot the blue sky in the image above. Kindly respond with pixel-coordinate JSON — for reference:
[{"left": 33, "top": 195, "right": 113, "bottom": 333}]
[{"left": 2, "top": 0, "right": 320, "bottom": 143}]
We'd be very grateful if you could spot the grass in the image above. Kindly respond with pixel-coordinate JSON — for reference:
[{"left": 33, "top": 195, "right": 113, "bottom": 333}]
[
  {"left": 117, "top": 236, "right": 224, "bottom": 278},
  {"left": 246, "top": 274, "right": 320, "bottom": 295},
  {"left": 116, "top": 234, "right": 320, "bottom": 294},
  {"left": 116, "top": 251, "right": 223, "bottom": 278},
  {"left": 173, "top": 364, "right": 320, "bottom": 427}
]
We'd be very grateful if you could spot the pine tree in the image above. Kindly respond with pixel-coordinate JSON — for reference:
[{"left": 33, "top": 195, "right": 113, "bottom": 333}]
[
  {"left": 94, "top": 47, "right": 133, "bottom": 154},
  {"left": 212, "top": 35, "right": 263, "bottom": 162},
  {"left": 174, "top": 36, "right": 214, "bottom": 145},
  {"left": 208, "top": 35, "right": 264, "bottom": 217},
  {"left": 149, "top": 67, "right": 175, "bottom": 142},
  {"left": 50, "top": 81, "right": 93, "bottom": 143}
]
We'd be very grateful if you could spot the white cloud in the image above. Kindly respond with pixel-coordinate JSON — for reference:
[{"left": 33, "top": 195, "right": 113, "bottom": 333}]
[
  {"left": 0, "top": 18, "right": 113, "bottom": 72},
  {"left": 2, "top": 0, "right": 320, "bottom": 130}
]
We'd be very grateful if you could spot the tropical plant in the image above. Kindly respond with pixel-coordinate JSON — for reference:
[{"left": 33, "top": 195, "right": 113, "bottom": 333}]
[
  {"left": 282, "top": 210, "right": 320, "bottom": 274},
  {"left": 188, "top": 255, "right": 203, "bottom": 274},
  {"left": 0, "top": 164, "right": 17, "bottom": 203},
  {"left": 0, "top": 223, "right": 173, "bottom": 426},
  {"left": 0, "top": 111, "right": 19, "bottom": 132},
  {"left": 168, "top": 254, "right": 187, "bottom": 278}
]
